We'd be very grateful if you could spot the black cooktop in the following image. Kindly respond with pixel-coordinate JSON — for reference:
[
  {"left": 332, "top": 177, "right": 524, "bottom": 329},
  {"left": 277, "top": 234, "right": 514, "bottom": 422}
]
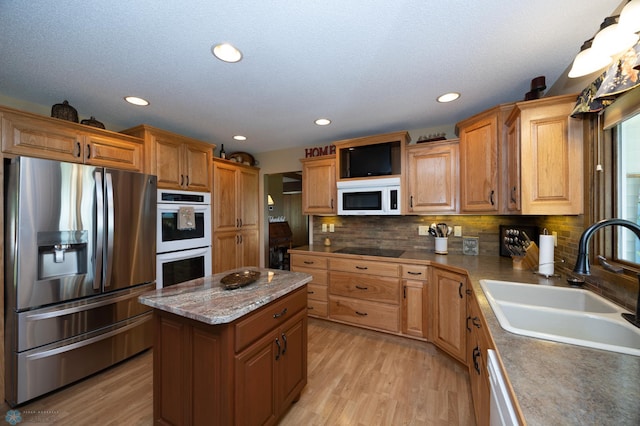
[{"left": 334, "top": 247, "right": 405, "bottom": 258}]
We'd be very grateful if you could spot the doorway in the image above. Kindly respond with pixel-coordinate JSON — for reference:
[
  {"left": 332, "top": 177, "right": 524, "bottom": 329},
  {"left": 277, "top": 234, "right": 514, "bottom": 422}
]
[{"left": 266, "top": 171, "right": 308, "bottom": 269}]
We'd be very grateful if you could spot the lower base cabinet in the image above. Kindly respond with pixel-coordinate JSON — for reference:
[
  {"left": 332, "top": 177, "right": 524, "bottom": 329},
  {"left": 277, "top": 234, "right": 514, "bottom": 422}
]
[
  {"left": 431, "top": 268, "right": 467, "bottom": 363},
  {"left": 152, "top": 286, "right": 307, "bottom": 426},
  {"left": 467, "top": 286, "right": 492, "bottom": 426}
]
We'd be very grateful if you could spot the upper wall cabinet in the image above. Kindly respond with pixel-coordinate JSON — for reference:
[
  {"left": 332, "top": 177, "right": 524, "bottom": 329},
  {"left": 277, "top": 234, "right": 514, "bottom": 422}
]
[
  {"left": 405, "top": 139, "right": 459, "bottom": 214},
  {"left": 301, "top": 156, "right": 337, "bottom": 215},
  {"left": 456, "top": 104, "right": 513, "bottom": 213},
  {"left": 1, "top": 106, "right": 144, "bottom": 171},
  {"left": 333, "top": 131, "right": 410, "bottom": 182},
  {"left": 121, "top": 125, "right": 213, "bottom": 191},
  {"left": 505, "top": 94, "right": 583, "bottom": 215}
]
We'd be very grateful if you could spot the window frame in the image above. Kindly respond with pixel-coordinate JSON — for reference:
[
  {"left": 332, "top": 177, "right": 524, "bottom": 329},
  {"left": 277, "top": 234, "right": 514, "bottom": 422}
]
[{"left": 594, "top": 87, "right": 640, "bottom": 278}]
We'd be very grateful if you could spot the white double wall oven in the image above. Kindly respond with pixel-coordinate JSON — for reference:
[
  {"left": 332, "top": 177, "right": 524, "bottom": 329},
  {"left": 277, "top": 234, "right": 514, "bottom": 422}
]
[{"left": 156, "top": 189, "right": 212, "bottom": 288}]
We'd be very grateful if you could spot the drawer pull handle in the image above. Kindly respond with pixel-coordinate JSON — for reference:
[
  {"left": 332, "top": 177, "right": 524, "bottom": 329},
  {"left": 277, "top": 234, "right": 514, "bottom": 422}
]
[
  {"left": 472, "top": 346, "right": 481, "bottom": 374},
  {"left": 275, "top": 337, "right": 281, "bottom": 361},
  {"left": 355, "top": 285, "right": 368, "bottom": 290},
  {"left": 472, "top": 317, "right": 481, "bottom": 328},
  {"left": 308, "top": 290, "right": 315, "bottom": 294},
  {"left": 308, "top": 306, "right": 314, "bottom": 310},
  {"left": 355, "top": 266, "right": 368, "bottom": 270},
  {"left": 273, "top": 307, "right": 288, "bottom": 319},
  {"left": 355, "top": 311, "right": 368, "bottom": 316},
  {"left": 303, "top": 261, "right": 314, "bottom": 264},
  {"left": 458, "top": 282, "right": 464, "bottom": 299},
  {"left": 407, "top": 271, "right": 422, "bottom": 276}
]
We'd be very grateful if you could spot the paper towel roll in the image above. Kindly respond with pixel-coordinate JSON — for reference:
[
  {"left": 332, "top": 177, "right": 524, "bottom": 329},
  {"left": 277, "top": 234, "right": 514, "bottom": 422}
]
[{"left": 538, "top": 235, "right": 555, "bottom": 276}]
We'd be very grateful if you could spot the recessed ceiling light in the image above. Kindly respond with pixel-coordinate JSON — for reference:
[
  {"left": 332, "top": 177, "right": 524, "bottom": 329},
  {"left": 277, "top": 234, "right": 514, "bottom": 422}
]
[
  {"left": 212, "top": 43, "right": 243, "bottom": 63},
  {"left": 124, "top": 96, "right": 149, "bottom": 106},
  {"left": 314, "top": 118, "right": 331, "bottom": 126},
  {"left": 437, "top": 92, "right": 460, "bottom": 103},
  {"left": 233, "top": 135, "right": 247, "bottom": 141}
]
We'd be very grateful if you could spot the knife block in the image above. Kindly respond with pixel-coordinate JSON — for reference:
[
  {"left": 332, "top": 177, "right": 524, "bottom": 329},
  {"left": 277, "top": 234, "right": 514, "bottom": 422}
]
[{"left": 511, "top": 242, "right": 539, "bottom": 270}]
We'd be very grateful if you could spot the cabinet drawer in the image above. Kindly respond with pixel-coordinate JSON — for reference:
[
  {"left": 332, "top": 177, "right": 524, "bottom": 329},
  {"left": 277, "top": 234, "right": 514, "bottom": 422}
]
[
  {"left": 329, "top": 258, "right": 399, "bottom": 277},
  {"left": 234, "top": 286, "right": 307, "bottom": 353},
  {"left": 306, "top": 283, "right": 328, "bottom": 301},
  {"left": 330, "top": 271, "right": 400, "bottom": 304},
  {"left": 401, "top": 264, "right": 429, "bottom": 280},
  {"left": 291, "top": 266, "right": 328, "bottom": 285},
  {"left": 329, "top": 295, "right": 399, "bottom": 333},
  {"left": 307, "top": 299, "right": 328, "bottom": 318},
  {"left": 291, "top": 254, "right": 328, "bottom": 270}
]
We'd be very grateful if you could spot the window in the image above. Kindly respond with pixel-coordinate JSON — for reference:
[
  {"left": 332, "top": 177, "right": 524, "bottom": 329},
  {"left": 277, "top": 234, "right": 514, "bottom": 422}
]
[{"left": 616, "top": 113, "right": 640, "bottom": 265}]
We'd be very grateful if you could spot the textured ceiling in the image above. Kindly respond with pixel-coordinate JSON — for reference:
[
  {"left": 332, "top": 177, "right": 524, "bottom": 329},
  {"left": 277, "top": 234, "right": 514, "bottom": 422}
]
[{"left": 0, "top": 1, "right": 623, "bottom": 154}]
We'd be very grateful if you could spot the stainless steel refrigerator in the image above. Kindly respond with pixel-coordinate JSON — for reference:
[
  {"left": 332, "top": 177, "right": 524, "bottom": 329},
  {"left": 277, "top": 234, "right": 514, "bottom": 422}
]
[{"left": 4, "top": 156, "right": 157, "bottom": 406}]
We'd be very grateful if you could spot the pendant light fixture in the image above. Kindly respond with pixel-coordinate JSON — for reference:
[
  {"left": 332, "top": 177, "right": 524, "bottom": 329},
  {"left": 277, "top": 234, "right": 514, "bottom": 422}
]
[
  {"left": 619, "top": 0, "right": 640, "bottom": 33},
  {"left": 568, "top": 2, "right": 640, "bottom": 79},
  {"left": 591, "top": 16, "right": 638, "bottom": 58},
  {"left": 568, "top": 39, "right": 612, "bottom": 78}
]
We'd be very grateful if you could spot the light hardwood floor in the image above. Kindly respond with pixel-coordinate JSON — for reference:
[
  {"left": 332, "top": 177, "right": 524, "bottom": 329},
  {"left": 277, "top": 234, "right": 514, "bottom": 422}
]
[{"left": 2, "top": 319, "right": 475, "bottom": 425}]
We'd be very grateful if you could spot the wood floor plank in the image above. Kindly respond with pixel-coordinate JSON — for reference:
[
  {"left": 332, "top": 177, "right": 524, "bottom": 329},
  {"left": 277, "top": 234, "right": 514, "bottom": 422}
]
[{"left": 1, "top": 318, "right": 475, "bottom": 425}]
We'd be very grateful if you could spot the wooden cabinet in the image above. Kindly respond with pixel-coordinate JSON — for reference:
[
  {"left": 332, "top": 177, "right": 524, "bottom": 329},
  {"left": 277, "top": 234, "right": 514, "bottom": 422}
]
[
  {"left": 121, "top": 124, "right": 212, "bottom": 190},
  {"left": 301, "top": 156, "right": 336, "bottom": 214},
  {"left": 456, "top": 104, "right": 512, "bottom": 213},
  {"left": 213, "top": 229, "right": 259, "bottom": 273},
  {"left": 212, "top": 159, "right": 259, "bottom": 232},
  {"left": 467, "top": 288, "right": 492, "bottom": 426},
  {"left": 401, "top": 264, "right": 429, "bottom": 339},
  {"left": 212, "top": 159, "right": 260, "bottom": 273},
  {"left": 290, "top": 254, "right": 329, "bottom": 318},
  {"left": 328, "top": 258, "right": 401, "bottom": 333},
  {"left": 1, "top": 106, "right": 143, "bottom": 171},
  {"left": 431, "top": 267, "right": 467, "bottom": 363},
  {"left": 505, "top": 94, "right": 583, "bottom": 215},
  {"left": 235, "top": 309, "right": 307, "bottom": 426},
  {"left": 405, "top": 140, "right": 459, "bottom": 213},
  {"left": 152, "top": 286, "right": 307, "bottom": 426}
]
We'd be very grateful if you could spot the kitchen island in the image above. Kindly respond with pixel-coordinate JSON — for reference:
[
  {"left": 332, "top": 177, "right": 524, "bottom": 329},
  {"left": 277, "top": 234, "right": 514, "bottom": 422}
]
[
  {"left": 289, "top": 245, "right": 640, "bottom": 426},
  {"left": 138, "top": 268, "right": 312, "bottom": 426}
]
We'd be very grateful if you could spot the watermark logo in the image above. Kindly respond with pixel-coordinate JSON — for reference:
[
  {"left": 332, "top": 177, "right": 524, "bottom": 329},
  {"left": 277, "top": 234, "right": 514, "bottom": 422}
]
[{"left": 5, "top": 410, "right": 22, "bottom": 425}]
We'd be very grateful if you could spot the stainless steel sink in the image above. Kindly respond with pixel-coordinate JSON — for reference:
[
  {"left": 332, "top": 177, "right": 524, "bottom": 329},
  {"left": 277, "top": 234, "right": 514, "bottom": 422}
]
[{"left": 480, "top": 279, "right": 640, "bottom": 356}]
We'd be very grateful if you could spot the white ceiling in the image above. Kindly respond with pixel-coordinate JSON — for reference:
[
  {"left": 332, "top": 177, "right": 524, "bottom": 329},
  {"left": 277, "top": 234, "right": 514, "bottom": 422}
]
[{"left": 0, "top": 1, "right": 623, "bottom": 154}]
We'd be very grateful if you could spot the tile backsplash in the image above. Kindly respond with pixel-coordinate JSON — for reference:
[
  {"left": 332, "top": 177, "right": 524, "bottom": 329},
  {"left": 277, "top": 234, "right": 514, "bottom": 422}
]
[{"left": 311, "top": 214, "right": 637, "bottom": 311}]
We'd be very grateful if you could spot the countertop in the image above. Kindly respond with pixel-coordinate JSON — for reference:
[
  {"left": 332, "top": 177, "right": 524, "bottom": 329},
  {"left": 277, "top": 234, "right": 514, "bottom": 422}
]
[
  {"left": 290, "top": 245, "right": 640, "bottom": 426},
  {"left": 138, "top": 268, "right": 312, "bottom": 325}
]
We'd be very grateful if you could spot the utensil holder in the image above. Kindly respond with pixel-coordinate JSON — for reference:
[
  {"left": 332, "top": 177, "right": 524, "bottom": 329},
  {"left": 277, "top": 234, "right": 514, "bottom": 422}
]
[
  {"left": 511, "top": 242, "right": 539, "bottom": 270},
  {"left": 435, "top": 237, "right": 448, "bottom": 255}
]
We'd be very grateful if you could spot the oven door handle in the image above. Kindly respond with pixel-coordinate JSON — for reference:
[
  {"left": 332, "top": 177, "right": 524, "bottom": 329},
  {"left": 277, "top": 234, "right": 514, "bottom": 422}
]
[{"left": 156, "top": 205, "right": 210, "bottom": 213}]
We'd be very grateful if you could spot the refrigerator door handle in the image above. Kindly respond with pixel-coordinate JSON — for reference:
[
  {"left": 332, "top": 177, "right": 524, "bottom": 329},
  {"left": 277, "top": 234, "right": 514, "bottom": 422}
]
[
  {"left": 105, "top": 172, "right": 115, "bottom": 288},
  {"left": 94, "top": 170, "right": 104, "bottom": 291}
]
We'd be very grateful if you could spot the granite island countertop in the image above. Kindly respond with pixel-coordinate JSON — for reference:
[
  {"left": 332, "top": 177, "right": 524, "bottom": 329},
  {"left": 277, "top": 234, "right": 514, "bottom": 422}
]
[
  {"left": 290, "top": 245, "right": 640, "bottom": 426},
  {"left": 138, "top": 267, "right": 312, "bottom": 325}
]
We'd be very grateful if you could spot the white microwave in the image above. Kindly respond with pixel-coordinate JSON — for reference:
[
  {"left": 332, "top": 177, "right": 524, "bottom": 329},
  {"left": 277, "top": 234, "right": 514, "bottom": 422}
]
[{"left": 337, "top": 177, "right": 401, "bottom": 215}]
